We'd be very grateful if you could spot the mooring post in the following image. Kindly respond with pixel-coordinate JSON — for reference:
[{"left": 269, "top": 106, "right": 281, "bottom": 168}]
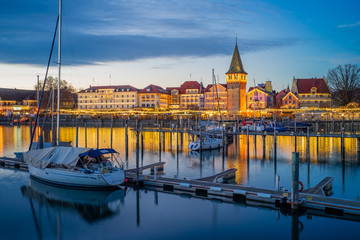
[
  {"left": 341, "top": 123, "right": 345, "bottom": 160},
  {"left": 159, "top": 122, "right": 162, "bottom": 153},
  {"left": 294, "top": 118, "right": 297, "bottom": 152},
  {"left": 29, "top": 119, "right": 33, "bottom": 141},
  {"left": 176, "top": 125, "right": 179, "bottom": 152},
  {"left": 246, "top": 125, "right": 250, "bottom": 159},
  {"left": 154, "top": 166, "right": 158, "bottom": 181},
  {"left": 262, "top": 132, "right": 266, "bottom": 159},
  {"left": 222, "top": 126, "right": 225, "bottom": 147},
  {"left": 75, "top": 118, "right": 79, "bottom": 147},
  {"left": 306, "top": 127, "right": 310, "bottom": 160},
  {"left": 273, "top": 121, "right": 277, "bottom": 160},
  {"left": 140, "top": 123, "right": 143, "bottom": 149},
  {"left": 125, "top": 119, "right": 128, "bottom": 160},
  {"left": 291, "top": 152, "right": 300, "bottom": 209},
  {"left": 136, "top": 119, "right": 139, "bottom": 180},
  {"left": 96, "top": 123, "right": 100, "bottom": 149},
  {"left": 110, "top": 116, "right": 114, "bottom": 149},
  {"left": 199, "top": 127, "right": 203, "bottom": 151},
  {"left": 85, "top": 122, "right": 87, "bottom": 148},
  {"left": 275, "top": 174, "right": 280, "bottom": 191}
]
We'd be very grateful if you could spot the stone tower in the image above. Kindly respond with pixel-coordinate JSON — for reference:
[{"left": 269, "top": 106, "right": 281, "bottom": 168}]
[{"left": 226, "top": 41, "right": 247, "bottom": 113}]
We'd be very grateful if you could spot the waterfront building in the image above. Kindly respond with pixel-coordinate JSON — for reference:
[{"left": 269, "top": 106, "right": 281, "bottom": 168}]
[
  {"left": 179, "top": 81, "right": 204, "bottom": 110},
  {"left": 246, "top": 85, "right": 274, "bottom": 110},
  {"left": 291, "top": 77, "right": 332, "bottom": 108},
  {"left": 226, "top": 42, "right": 247, "bottom": 113},
  {"left": 77, "top": 85, "right": 138, "bottom": 110},
  {"left": 204, "top": 83, "right": 227, "bottom": 110},
  {"left": 0, "top": 88, "right": 37, "bottom": 115},
  {"left": 166, "top": 87, "right": 181, "bottom": 110},
  {"left": 276, "top": 87, "right": 299, "bottom": 109},
  {"left": 138, "top": 84, "right": 170, "bottom": 109}
]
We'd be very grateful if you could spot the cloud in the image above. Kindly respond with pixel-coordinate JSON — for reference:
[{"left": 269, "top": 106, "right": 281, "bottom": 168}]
[
  {"left": 338, "top": 21, "right": 360, "bottom": 28},
  {"left": 0, "top": 0, "right": 302, "bottom": 66}
]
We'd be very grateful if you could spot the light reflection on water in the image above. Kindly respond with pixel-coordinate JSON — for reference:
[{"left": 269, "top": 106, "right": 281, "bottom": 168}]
[{"left": 0, "top": 125, "right": 360, "bottom": 239}]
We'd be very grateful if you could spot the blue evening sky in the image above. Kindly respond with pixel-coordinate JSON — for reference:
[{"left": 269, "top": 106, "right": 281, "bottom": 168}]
[{"left": 0, "top": 0, "right": 359, "bottom": 91}]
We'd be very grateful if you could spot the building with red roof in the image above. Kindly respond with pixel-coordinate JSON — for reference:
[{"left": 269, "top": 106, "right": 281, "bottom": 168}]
[
  {"left": 276, "top": 87, "right": 299, "bottom": 109},
  {"left": 167, "top": 81, "right": 205, "bottom": 110},
  {"left": 291, "top": 77, "right": 331, "bottom": 108},
  {"left": 204, "top": 83, "right": 227, "bottom": 110},
  {"left": 78, "top": 85, "right": 138, "bottom": 110},
  {"left": 138, "top": 84, "right": 170, "bottom": 109}
]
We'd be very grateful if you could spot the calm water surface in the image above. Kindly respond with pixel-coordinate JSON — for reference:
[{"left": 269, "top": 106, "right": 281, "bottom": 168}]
[{"left": 0, "top": 125, "right": 359, "bottom": 239}]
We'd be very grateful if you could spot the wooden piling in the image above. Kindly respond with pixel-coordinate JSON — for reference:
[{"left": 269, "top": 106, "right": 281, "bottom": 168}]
[
  {"left": 136, "top": 120, "right": 140, "bottom": 180},
  {"left": 125, "top": 120, "right": 128, "bottom": 159},
  {"left": 97, "top": 123, "right": 99, "bottom": 149},
  {"left": 110, "top": 117, "right": 113, "bottom": 149},
  {"left": 246, "top": 125, "right": 249, "bottom": 159},
  {"left": 159, "top": 122, "right": 162, "bottom": 152},
  {"left": 85, "top": 122, "right": 87, "bottom": 148},
  {"left": 291, "top": 152, "right": 300, "bottom": 209},
  {"left": 273, "top": 122, "right": 277, "bottom": 160},
  {"left": 262, "top": 133, "right": 266, "bottom": 159},
  {"left": 306, "top": 127, "right": 310, "bottom": 160},
  {"left": 294, "top": 119, "right": 297, "bottom": 152},
  {"left": 75, "top": 118, "right": 79, "bottom": 147},
  {"left": 341, "top": 123, "right": 345, "bottom": 160}
]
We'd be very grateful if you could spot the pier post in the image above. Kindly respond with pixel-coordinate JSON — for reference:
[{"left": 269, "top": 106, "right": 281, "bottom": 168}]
[
  {"left": 136, "top": 119, "right": 140, "bottom": 180},
  {"left": 141, "top": 123, "right": 144, "bottom": 150},
  {"left": 200, "top": 127, "right": 203, "bottom": 151},
  {"left": 315, "top": 121, "right": 319, "bottom": 133},
  {"left": 306, "top": 127, "right": 310, "bottom": 160},
  {"left": 273, "top": 121, "right": 277, "bottom": 160},
  {"left": 154, "top": 166, "right": 158, "bottom": 181},
  {"left": 294, "top": 119, "right": 297, "bottom": 152},
  {"left": 159, "top": 122, "right": 162, "bottom": 153},
  {"left": 275, "top": 175, "right": 280, "bottom": 191},
  {"left": 291, "top": 152, "right": 299, "bottom": 209},
  {"left": 176, "top": 125, "right": 179, "bottom": 152},
  {"left": 341, "top": 123, "right": 345, "bottom": 160},
  {"left": 97, "top": 123, "right": 99, "bottom": 149},
  {"left": 75, "top": 117, "right": 79, "bottom": 147},
  {"left": 85, "top": 123, "right": 87, "bottom": 148},
  {"left": 110, "top": 116, "right": 113, "bottom": 149},
  {"left": 29, "top": 119, "right": 33, "bottom": 142},
  {"left": 246, "top": 125, "right": 249, "bottom": 160},
  {"left": 262, "top": 133, "right": 266, "bottom": 159},
  {"left": 125, "top": 120, "right": 128, "bottom": 159},
  {"left": 222, "top": 126, "right": 225, "bottom": 147}
]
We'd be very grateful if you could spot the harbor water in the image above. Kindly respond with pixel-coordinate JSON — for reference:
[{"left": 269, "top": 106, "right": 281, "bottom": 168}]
[{"left": 0, "top": 125, "right": 359, "bottom": 239}]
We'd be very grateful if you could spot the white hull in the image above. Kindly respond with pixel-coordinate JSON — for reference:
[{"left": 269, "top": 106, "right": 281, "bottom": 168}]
[
  {"left": 188, "top": 138, "right": 223, "bottom": 151},
  {"left": 28, "top": 166, "right": 125, "bottom": 188}
]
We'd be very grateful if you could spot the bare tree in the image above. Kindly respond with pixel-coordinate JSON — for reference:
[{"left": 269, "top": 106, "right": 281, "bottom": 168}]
[{"left": 327, "top": 64, "right": 360, "bottom": 106}]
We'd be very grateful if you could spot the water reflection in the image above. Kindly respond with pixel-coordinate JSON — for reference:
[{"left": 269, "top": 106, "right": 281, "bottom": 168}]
[
  {"left": 1, "top": 125, "right": 360, "bottom": 199},
  {"left": 21, "top": 178, "right": 126, "bottom": 239}
]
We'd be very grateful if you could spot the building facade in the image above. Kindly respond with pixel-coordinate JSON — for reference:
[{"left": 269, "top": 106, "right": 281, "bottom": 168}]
[
  {"left": 0, "top": 88, "right": 37, "bottom": 115},
  {"left": 226, "top": 42, "right": 247, "bottom": 113},
  {"left": 78, "top": 85, "right": 138, "bottom": 110},
  {"left": 138, "top": 85, "right": 170, "bottom": 109},
  {"left": 276, "top": 90, "right": 299, "bottom": 109},
  {"left": 291, "top": 77, "right": 332, "bottom": 108},
  {"left": 179, "top": 81, "right": 204, "bottom": 110},
  {"left": 204, "top": 84, "right": 227, "bottom": 110},
  {"left": 246, "top": 87, "right": 273, "bottom": 110}
]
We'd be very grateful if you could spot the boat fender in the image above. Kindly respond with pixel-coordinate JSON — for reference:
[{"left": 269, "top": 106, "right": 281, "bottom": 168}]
[
  {"left": 101, "top": 167, "right": 108, "bottom": 175},
  {"left": 299, "top": 181, "right": 304, "bottom": 192}
]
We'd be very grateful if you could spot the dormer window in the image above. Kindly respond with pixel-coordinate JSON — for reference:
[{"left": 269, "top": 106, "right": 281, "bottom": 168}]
[{"left": 311, "top": 87, "right": 317, "bottom": 94}]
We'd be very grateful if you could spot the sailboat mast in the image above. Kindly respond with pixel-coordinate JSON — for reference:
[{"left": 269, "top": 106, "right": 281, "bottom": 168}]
[{"left": 56, "top": 0, "right": 62, "bottom": 146}]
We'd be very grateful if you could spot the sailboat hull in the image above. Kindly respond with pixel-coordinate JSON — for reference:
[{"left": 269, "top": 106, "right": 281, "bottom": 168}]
[{"left": 28, "top": 166, "right": 125, "bottom": 189}]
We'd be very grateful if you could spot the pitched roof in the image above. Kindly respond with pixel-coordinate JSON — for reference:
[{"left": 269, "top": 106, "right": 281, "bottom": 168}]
[
  {"left": 0, "top": 88, "right": 36, "bottom": 102},
  {"left": 205, "top": 84, "right": 227, "bottom": 92},
  {"left": 138, "top": 84, "right": 169, "bottom": 94},
  {"left": 226, "top": 42, "right": 247, "bottom": 74},
  {"left": 296, "top": 78, "right": 330, "bottom": 94},
  {"left": 247, "top": 86, "right": 270, "bottom": 94},
  {"left": 78, "top": 85, "right": 138, "bottom": 93}
]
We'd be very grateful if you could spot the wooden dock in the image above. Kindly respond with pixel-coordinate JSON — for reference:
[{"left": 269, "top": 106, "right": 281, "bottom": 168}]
[
  {"left": 0, "top": 157, "right": 28, "bottom": 171},
  {"left": 125, "top": 168, "right": 360, "bottom": 220}
]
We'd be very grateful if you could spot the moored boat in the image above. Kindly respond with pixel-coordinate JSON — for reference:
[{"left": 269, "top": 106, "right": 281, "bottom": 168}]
[
  {"left": 23, "top": 147, "right": 125, "bottom": 188},
  {"left": 188, "top": 136, "right": 223, "bottom": 151}
]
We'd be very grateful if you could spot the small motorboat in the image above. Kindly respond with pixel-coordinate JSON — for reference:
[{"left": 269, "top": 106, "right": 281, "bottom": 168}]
[{"left": 188, "top": 136, "right": 223, "bottom": 151}]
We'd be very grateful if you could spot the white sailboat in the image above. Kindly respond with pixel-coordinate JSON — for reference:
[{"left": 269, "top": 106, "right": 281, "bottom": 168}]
[{"left": 23, "top": 0, "right": 125, "bottom": 188}]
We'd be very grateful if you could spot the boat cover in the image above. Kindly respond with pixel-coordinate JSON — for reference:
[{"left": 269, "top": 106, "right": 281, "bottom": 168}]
[
  {"left": 23, "top": 147, "right": 92, "bottom": 169},
  {"left": 79, "top": 148, "right": 118, "bottom": 158}
]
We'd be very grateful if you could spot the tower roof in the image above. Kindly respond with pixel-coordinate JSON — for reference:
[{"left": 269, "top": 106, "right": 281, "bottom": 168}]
[{"left": 226, "top": 42, "right": 247, "bottom": 75}]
